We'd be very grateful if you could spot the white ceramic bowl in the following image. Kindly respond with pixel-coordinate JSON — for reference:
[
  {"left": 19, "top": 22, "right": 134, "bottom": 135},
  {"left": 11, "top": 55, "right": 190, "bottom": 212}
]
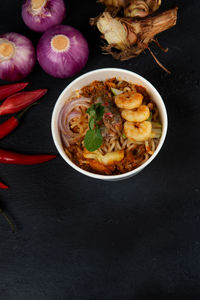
[{"left": 51, "top": 68, "right": 168, "bottom": 181}]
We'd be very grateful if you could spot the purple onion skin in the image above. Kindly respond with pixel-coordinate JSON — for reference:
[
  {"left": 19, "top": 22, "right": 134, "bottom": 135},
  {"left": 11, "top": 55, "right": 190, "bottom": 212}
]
[
  {"left": 0, "top": 32, "right": 36, "bottom": 82},
  {"left": 37, "top": 25, "right": 89, "bottom": 78},
  {"left": 22, "top": 0, "right": 66, "bottom": 32}
]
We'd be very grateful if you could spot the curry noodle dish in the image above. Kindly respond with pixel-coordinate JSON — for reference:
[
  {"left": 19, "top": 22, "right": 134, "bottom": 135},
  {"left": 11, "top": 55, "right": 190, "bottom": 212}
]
[{"left": 58, "top": 78, "right": 162, "bottom": 175}]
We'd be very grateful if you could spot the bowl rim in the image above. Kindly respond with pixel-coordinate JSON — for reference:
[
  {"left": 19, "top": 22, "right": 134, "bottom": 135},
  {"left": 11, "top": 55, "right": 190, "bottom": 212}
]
[{"left": 51, "top": 68, "right": 168, "bottom": 180}]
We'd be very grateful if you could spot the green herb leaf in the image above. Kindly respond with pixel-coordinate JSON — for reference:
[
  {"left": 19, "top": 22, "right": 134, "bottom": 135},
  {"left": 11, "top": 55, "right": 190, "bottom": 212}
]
[
  {"left": 95, "top": 103, "right": 104, "bottom": 121},
  {"left": 122, "top": 132, "right": 126, "bottom": 139},
  {"left": 84, "top": 128, "right": 103, "bottom": 152},
  {"left": 89, "top": 117, "right": 95, "bottom": 130},
  {"left": 87, "top": 103, "right": 104, "bottom": 121},
  {"left": 85, "top": 103, "right": 105, "bottom": 151},
  {"left": 146, "top": 111, "right": 152, "bottom": 121},
  {"left": 87, "top": 105, "right": 96, "bottom": 118}
]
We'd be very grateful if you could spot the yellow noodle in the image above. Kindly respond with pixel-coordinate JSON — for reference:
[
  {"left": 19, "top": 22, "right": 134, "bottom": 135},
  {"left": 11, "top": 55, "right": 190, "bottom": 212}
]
[
  {"left": 123, "top": 87, "right": 131, "bottom": 92},
  {"left": 62, "top": 78, "right": 161, "bottom": 175}
]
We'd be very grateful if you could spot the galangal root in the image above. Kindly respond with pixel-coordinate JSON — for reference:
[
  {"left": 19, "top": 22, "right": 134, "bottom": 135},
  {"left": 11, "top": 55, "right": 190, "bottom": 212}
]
[
  {"left": 91, "top": 0, "right": 178, "bottom": 73},
  {"left": 98, "top": 0, "right": 161, "bottom": 18}
]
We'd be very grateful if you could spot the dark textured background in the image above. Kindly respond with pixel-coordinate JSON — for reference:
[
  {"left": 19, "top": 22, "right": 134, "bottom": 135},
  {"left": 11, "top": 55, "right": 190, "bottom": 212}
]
[{"left": 0, "top": 0, "right": 200, "bottom": 299}]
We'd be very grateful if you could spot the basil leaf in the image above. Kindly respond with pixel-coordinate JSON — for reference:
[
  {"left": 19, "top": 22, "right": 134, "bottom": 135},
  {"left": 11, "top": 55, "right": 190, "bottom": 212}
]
[{"left": 84, "top": 128, "right": 103, "bottom": 152}]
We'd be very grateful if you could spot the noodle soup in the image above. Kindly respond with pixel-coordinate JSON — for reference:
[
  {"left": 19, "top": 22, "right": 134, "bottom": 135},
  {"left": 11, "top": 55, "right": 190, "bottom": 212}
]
[{"left": 58, "top": 77, "right": 162, "bottom": 175}]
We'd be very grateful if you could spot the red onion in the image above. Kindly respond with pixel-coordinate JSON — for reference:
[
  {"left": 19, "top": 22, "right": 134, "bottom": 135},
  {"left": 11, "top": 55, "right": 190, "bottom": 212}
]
[
  {"left": 0, "top": 32, "right": 36, "bottom": 82},
  {"left": 58, "top": 97, "right": 90, "bottom": 146},
  {"left": 22, "top": 0, "right": 66, "bottom": 32},
  {"left": 37, "top": 25, "right": 89, "bottom": 78}
]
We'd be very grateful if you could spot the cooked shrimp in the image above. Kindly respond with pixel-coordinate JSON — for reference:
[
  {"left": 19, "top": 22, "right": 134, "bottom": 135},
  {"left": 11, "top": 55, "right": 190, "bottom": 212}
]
[
  {"left": 115, "top": 91, "right": 143, "bottom": 109},
  {"left": 121, "top": 105, "right": 150, "bottom": 122},
  {"left": 124, "top": 121, "right": 152, "bottom": 142}
]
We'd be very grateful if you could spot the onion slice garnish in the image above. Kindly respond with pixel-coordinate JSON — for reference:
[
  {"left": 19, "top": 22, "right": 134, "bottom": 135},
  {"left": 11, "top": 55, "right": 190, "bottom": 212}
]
[{"left": 58, "top": 97, "right": 91, "bottom": 146}]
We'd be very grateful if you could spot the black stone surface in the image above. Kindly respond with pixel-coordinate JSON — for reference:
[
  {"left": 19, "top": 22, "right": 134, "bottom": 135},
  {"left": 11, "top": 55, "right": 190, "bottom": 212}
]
[{"left": 0, "top": 0, "right": 200, "bottom": 299}]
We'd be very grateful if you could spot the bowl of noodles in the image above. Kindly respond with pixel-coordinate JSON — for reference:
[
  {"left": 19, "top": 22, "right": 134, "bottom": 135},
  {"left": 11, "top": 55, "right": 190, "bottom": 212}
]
[{"left": 51, "top": 68, "right": 167, "bottom": 181}]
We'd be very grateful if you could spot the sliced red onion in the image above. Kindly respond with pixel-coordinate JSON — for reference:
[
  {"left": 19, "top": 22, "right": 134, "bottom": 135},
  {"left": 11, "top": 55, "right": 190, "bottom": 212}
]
[
  {"left": 59, "top": 109, "right": 81, "bottom": 137},
  {"left": 22, "top": 0, "right": 66, "bottom": 32},
  {"left": 58, "top": 97, "right": 90, "bottom": 146},
  {"left": 37, "top": 25, "right": 89, "bottom": 78},
  {"left": 0, "top": 32, "right": 36, "bottom": 82}
]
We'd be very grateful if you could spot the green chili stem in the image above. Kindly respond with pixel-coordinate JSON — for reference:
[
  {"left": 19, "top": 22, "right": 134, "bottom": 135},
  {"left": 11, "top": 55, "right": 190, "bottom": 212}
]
[{"left": 0, "top": 208, "right": 15, "bottom": 233}]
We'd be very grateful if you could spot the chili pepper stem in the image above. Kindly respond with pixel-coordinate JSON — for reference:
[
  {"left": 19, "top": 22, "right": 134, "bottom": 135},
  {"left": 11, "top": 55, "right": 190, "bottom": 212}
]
[
  {"left": 0, "top": 208, "right": 15, "bottom": 233},
  {"left": 0, "top": 102, "right": 39, "bottom": 140},
  {"left": 16, "top": 102, "right": 38, "bottom": 120}
]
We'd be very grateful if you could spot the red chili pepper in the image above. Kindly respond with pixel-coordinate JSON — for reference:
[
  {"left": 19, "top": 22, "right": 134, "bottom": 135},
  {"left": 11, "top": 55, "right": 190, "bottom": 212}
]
[
  {"left": 0, "top": 181, "right": 8, "bottom": 189},
  {"left": 0, "top": 82, "right": 29, "bottom": 101},
  {"left": 0, "top": 103, "right": 37, "bottom": 140},
  {"left": 0, "top": 149, "right": 56, "bottom": 165},
  {"left": 0, "top": 89, "right": 47, "bottom": 115},
  {"left": 0, "top": 117, "right": 18, "bottom": 139}
]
